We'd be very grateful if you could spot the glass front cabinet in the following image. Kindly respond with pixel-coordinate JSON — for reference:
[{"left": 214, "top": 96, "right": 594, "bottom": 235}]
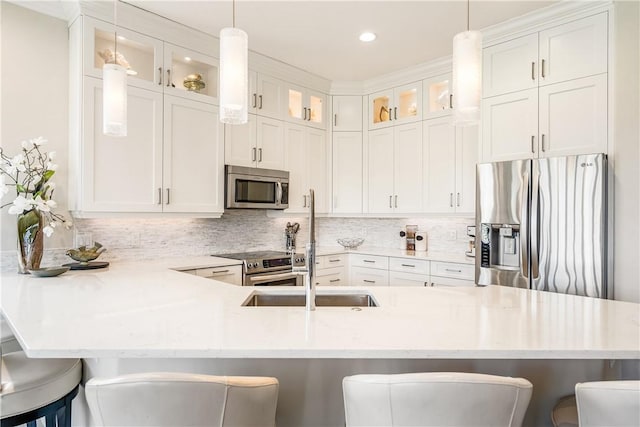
[
  {"left": 83, "top": 16, "right": 218, "bottom": 104},
  {"left": 286, "top": 84, "right": 327, "bottom": 129},
  {"left": 369, "top": 82, "right": 422, "bottom": 129},
  {"left": 423, "top": 73, "right": 453, "bottom": 119}
]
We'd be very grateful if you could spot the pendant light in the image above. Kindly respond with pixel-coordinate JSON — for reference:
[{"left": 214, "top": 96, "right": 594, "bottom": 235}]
[
  {"left": 103, "top": 0, "right": 127, "bottom": 137},
  {"left": 219, "top": 0, "right": 248, "bottom": 124},
  {"left": 452, "top": 0, "right": 482, "bottom": 126}
]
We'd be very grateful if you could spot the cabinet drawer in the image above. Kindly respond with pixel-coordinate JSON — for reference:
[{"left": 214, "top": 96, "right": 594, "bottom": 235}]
[
  {"left": 430, "top": 276, "right": 475, "bottom": 287},
  {"left": 389, "top": 271, "right": 429, "bottom": 287},
  {"left": 350, "top": 267, "right": 389, "bottom": 286},
  {"left": 196, "top": 265, "right": 243, "bottom": 286},
  {"left": 430, "top": 261, "right": 474, "bottom": 281},
  {"left": 315, "top": 254, "right": 347, "bottom": 269},
  {"left": 389, "top": 257, "right": 429, "bottom": 274},
  {"left": 350, "top": 254, "right": 389, "bottom": 270},
  {"left": 315, "top": 269, "right": 346, "bottom": 286}
]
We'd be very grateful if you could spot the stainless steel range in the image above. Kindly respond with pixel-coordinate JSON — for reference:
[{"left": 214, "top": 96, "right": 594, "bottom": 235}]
[{"left": 213, "top": 251, "right": 306, "bottom": 286}]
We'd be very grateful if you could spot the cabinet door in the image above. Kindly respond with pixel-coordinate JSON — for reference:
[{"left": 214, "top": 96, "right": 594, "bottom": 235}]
[
  {"left": 225, "top": 113, "right": 258, "bottom": 167},
  {"left": 539, "top": 74, "right": 607, "bottom": 158},
  {"left": 350, "top": 267, "right": 389, "bottom": 286},
  {"left": 367, "top": 128, "right": 395, "bottom": 213},
  {"left": 423, "top": 74, "right": 452, "bottom": 119},
  {"left": 83, "top": 16, "right": 163, "bottom": 92},
  {"left": 389, "top": 271, "right": 428, "bottom": 287},
  {"left": 307, "top": 91, "right": 326, "bottom": 129},
  {"left": 163, "top": 43, "right": 218, "bottom": 105},
  {"left": 256, "top": 116, "right": 285, "bottom": 170},
  {"left": 483, "top": 33, "right": 538, "bottom": 98},
  {"left": 163, "top": 95, "right": 223, "bottom": 213},
  {"left": 248, "top": 70, "right": 258, "bottom": 114},
  {"left": 393, "top": 82, "right": 422, "bottom": 123},
  {"left": 286, "top": 84, "right": 306, "bottom": 124},
  {"left": 332, "top": 132, "right": 363, "bottom": 214},
  {"left": 423, "top": 118, "right": 455, "bottom": 213},
  {"left": 307, "top": 128, "right": 328, "bottom": 213},
  {"left": 284, "top": 123, "right": 308, "bottom": 213},
  {"left": 82, "top": 77, "right": 163, "bottom": 212},
  {"left": 369, "top": 90, "right": 394, "bottom": 129},
  {"left": 539, "top": 13, "right": 607, "bottom": 86},
  {"left": 455, "top": 125, "right": 479, "bottom": 213},
  {"left": 481, "top": 88, "right": 538, "bottom": 162},
  {"left": 256, "top": 74, "right": 284, "bottom": 119},
  {"left": 393, "top": 123, "right": 423, "bottom": 213},
  {"left": 332, "top": 96, "right": 362, "bottom": 131}
]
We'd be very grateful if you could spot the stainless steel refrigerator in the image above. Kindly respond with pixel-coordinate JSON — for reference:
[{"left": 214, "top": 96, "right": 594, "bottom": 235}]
[{"left": 475, "top": 154, "right": 607, "bottom": 298}]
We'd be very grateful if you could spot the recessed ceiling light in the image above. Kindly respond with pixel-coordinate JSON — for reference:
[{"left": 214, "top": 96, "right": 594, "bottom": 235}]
[
  {"left": 359, "top": 32, "right": 376, "bottom": 42},
  {"left": 184, "top": 56, "right": 192, "bottom": 62},
  {"left": 117, "top": 35, "right": 126, "bottom": 41}
]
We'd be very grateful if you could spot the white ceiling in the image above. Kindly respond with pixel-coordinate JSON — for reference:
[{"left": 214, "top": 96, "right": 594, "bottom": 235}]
[{"left": 125, "top": 0, "right": 557, "bottom": 81}]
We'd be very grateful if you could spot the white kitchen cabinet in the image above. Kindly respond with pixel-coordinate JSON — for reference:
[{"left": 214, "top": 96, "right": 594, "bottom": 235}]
[
  {"left": 351, "top": 266, "right": 389, "bottom": 286},
  {"left": 284, "top": 123, "right": 328, "bottom": 213},
  {"left": 367, "top": 122, "right": 423, "bottom": 214},
  {"left": 483, "top": 13, "right": 607, "bottom": 98},
  {"left": 423, "top": 118, "right": 477, "bottom": 214},
  {"left": 332, "top": 96, "right": 363, "bottom": 131},
  {"left": 350, "top": 253, "right": 389, "bottom": 270},
  {"left": 286, "top": 84, "right": 326, "bottom": 129},
  {"left": 388, "top": 257, "right": 429, "bottom": 275},
  {"left": 252, "top": 73, "right": 286, "bottom": 119},
  {"left": 332, "top": 132, "right": 363, "bottom": 214},
  {"left": 389, "top": 271, "right": 429, "bottom": 287},
  {"left": 226, "top": 115, "right": 285, "bottom": 170},
  {"left": 430, "top": 261, "right": 475, "bottom": 287},
  {"left": 194, "top": 265, "right": 243, "bottom": 286},
  {"left": 423, "top": 73, "right": 453, "bottom": 119},
  {"left": 538, "top": 74, "right": 607, "bottom": 157},
  {"left": 315, "top": 254, "right": 347, "bottom": 286},
  {"left": 162, "top": 42, "right": 219, "bottom": 105},
  {"left": 162, "top": 95, "right": 223, "bottom": 213},
  {"left": 369, "top": 82, "right": 422, "bottom": 129}
]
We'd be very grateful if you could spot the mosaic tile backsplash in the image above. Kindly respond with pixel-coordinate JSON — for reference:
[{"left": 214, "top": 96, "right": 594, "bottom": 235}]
[{"left": 0, "top": 210, "right": 473, "bottom": 272}]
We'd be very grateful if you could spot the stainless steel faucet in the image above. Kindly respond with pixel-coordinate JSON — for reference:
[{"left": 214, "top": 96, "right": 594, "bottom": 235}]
[{"left": 292, "top": 189, "right": 316, "bottom": 311}]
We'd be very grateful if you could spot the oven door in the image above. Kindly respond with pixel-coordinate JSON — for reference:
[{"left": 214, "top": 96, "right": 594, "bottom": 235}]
[{"left": 245, "top": 271, "right": 302, "bottom": 286}]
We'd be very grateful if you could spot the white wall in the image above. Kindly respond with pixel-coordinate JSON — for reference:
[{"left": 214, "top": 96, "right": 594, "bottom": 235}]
[
  {"left": 613, "top": 0, "right": 640, "bottom": 303},
  {"left": 0, "top": 2, "right": 73, "bottom": 255}
]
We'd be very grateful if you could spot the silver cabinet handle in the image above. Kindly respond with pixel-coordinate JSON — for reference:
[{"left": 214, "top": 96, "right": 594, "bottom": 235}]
[
  {"left": 329, "top": 259, "right": 340, "bottom": 263},
  {"left": 252, "top": 93, "right": 257, "bottom": 108},
  {"left": 449, "top": 94, "right": 453, "bottom": 109},
  {"left": 166, "top": 69, "right": 171, "bottom": 87},
  {"left": 531, "top": 135, "right": 535, "bottom": 153},
  {"left": 157, "top": 188, "right": 162, "bottom": 205},
  {"left": 208, "top": 269, "right": 230, "bottom": 275},
  {"left": 394, "top": 107, "right": 398, "bottom": 120},
  {"left": 258, "top": 95, "right": 263, "bottom": 109},
  {"left": 329, "top": 278, "right": 341, "bottom": 283},
  {"left": 394, "top": 195, "right": 398, "bottom": 208},
  {"left": 166, "top": 188, "right": 170, "bottom": 205},
  {"left": 363, "top": 260, "right": 375, "bottom": 263},
  {"left": 401, "top": 264, "right": 415, "bottom": 268},
  {"left": 541, "top": 59, "right": 546, "bottom": 78},
  {"left": 531, "top": 62, "right": 535, "bottom": 80},
  {"left": 303, "top": 107, "right": 307, "bottom": 120},
  {"left": 389, "top": 195, "right": 392, "bottom": 208},
  {"left": 303, "top": 195, "right": 307, "bottom": 207},
  {"left": 541, "top": 134, "right": 546, "bottom": 152},
  {"left": 158, "top": 67, "right": 162, "bottom": 85},
  {"left": 363, "top": 279, "right": 375, "bottom": 284},
  {"left": 445, "top": 268, "right": 462, "bottom": 273},
  {"left": 307, "top": 108, "right": 311, "bottom": 121},
  {"left": 258, "top": 148, "right": 263, "bottom": 162},
  {"left": 449, "top": 193, "right": 453, "bottom": 208},
  {"left": 252, "top": 147, "right": 257, "bottom": 162},
  {"left": 334, "top": 114, "right": 337, "bottom": 127},
  {"left": 456, "top": 192, "right": 461, "bottom": 207}
]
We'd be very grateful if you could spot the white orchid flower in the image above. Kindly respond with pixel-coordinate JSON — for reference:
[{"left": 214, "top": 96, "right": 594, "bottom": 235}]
[
  {"left": 50, "top": 222, "right": 57, "bottom": 228},
  {"left": 45, "top": 199, "right": 57, "bottom": 209},
  {"left": 48, "top": 151, "right": 56, "bottom": 160},
  {"left": 32, "top": 195, "right": 50, "bottom": 212},
  {"left": 31, "top": 174, "right": 42, "bottom": 185},
  {"left": 21, "top": 140, "right": 33, "bottom": 150},
  {"left": 8, "top": 154, "right": 26, "bottom": 174},
  {"left": 65, "top": 220, "right": 73, "bottom": 228},
  {"left": 43, "top": 225, "right": 54, "bottom": 237},
  {"left": 0, "top": 181, "right": 8, "bottom": 200},
  {"left": 46, "top": 162, "right": 58, "bottom": 171},
  {"left": 8, "top": 195, "right": 33, "bottom": 214},
  {"left": 31, "top": 137, "right": 47, "bottom": 146},
  {"left": 48, "top": 182, "right": 56, "bottom": 189}
]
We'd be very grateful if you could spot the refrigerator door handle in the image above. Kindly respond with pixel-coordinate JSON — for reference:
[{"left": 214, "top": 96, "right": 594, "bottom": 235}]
[
  {"left": 530, "top": 169, "right": 540, "bottom": 279},
  {"left": 520, "top": 172, "right": 529, "bottom": 279}
]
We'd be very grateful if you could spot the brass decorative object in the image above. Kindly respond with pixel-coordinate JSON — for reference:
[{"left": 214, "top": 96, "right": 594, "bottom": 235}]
[
  {"left": 66, "top": 242, "right": 107, "bottom": 264},
  {"left": 183, "top": 73, "right": 206, "bottom": 92}
]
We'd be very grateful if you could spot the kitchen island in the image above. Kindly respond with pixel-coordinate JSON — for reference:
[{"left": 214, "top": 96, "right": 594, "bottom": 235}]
[{"left": 1, "top": 257, "right": 638, "bottom": 426}]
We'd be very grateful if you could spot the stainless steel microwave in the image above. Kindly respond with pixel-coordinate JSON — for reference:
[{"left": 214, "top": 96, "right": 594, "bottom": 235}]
[{"left": 225, "top": 165, "right": 289, "bottom": 209}]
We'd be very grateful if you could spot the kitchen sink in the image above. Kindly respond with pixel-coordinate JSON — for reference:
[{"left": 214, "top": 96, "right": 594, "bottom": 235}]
[{"left": 241, "top": 291, "right": 379, "bottom": 307}]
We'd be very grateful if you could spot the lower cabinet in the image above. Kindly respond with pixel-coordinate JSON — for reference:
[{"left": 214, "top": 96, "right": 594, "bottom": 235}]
[
  {"left": 350, "top": 266, "right": 390, "bottom": 286},
  {"left": 181, "top": 265, "right": 243, "bottom": 286},
  {"left": 388, "top": 257, "right": 429, "bottom": 286},
  {"left": 388, "top": 271, "right": 429, "bottom": 287},
  {"left": 315, "top": 254, "right": 347, "bottom": 286},
  {"left": 430, "top": 261, "right": 475, "bottom": 287}
]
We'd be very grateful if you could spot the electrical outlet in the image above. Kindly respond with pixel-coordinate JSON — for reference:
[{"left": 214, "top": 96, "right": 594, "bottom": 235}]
[{"left": 446, "top": 230, "right": 457, "bottom": 241}]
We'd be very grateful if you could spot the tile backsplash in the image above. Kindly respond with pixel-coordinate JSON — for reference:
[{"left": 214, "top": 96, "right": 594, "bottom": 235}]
[{"left": 0, "top": 211, "right": 473, "bottom": 272}]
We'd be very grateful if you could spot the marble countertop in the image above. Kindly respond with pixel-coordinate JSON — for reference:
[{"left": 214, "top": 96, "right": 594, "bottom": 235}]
[{"left": 1, "top": 256, "right": 638, "bottom": 360}]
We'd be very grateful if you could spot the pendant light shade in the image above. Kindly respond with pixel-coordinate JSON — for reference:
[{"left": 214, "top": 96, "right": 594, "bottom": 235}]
[
  {"left": 219, "top": 27, "right": 248, "bottom": 124},
  {"left": 103, "top": 63, "right": 128, "bottom": 136},
  {"left": 452, "top": 30, "right": 482, "bottom": 126}
]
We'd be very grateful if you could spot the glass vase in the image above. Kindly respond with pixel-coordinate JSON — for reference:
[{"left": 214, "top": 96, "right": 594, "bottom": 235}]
[{"left": 17, "top": 209, "right": 44, "bottom": 274}]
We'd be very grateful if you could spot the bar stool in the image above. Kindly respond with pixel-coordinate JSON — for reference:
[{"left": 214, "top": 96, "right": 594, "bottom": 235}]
[
  {"left": 85, "top": 372, "right": 279, "bottom": 426},
  {"left": 343, "top": 372, "right": 533, "bottom": 427},
  {"left": 0, "top": 351, "right": 82, "bottom": 427},
  {"left": 576, "top": 380, "right": 640, "bottom": 427}
]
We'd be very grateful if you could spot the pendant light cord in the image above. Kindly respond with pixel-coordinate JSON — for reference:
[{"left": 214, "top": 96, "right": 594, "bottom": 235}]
[
  {"left": 467, "top": 0, "right": 470, "bottom": 31},
  {"left": 232, "top": 0, "right": 236, "bottom": 28},
  {"left": 113, "top": 0, "right": 118, "bottom": 64}
]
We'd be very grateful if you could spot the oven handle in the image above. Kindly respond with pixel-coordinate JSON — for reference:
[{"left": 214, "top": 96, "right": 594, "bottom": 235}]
[{"left": 246, "top": 272, "right": 298, "bottom": 284}]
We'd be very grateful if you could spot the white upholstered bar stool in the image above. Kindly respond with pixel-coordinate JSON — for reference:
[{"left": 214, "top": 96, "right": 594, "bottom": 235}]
[
  {"left": 0, "top": 351, "right": 82, "bottom": 427},
  {"left": 343, "top": 372, "right": 533, "bottom": 427},
  {"left": 85, "top": 372, "right": 279, "bottom": 427},
  {"left": 575, "top": 380, "right": 640, "bottom": 427}
]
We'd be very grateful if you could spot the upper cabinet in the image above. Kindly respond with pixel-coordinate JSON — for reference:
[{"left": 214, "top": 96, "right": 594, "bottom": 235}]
[
  {"left": 422, "top": 73, "right": 453, "bottom": 119},
  {"left": 332, "top": 96, "right": 363, "bottom": 131},
  {"left": 225, "top": 114, "right": 285, "bottom": 170},
  {"left": 249, "top": 72, "right": 286, "bottom": 120},
  {"left": 483, "top": 13, "right": 607, "bottom": 98},
  {"left": 286, "top": 84, "right": 327, "bottom": 129},
  {"left": 84, "top": 17, "right": 219, "bottom": 105},
  {"left": 369, "top": 82, "right": 422, "bottom": 129}
]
